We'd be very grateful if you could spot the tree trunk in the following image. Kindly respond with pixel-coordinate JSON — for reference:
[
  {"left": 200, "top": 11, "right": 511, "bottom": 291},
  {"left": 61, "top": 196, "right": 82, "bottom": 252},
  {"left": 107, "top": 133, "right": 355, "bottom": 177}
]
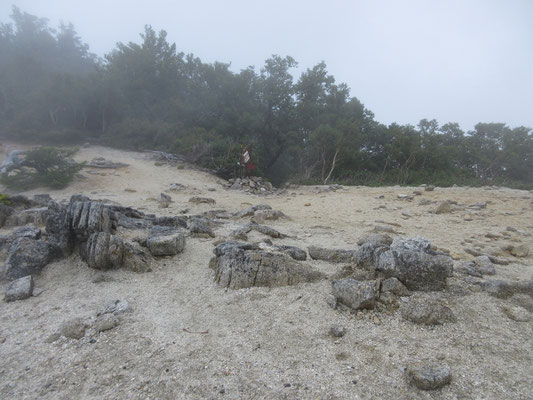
[{"left": 324, "top": 148, "right": 339, "bottom": 184}]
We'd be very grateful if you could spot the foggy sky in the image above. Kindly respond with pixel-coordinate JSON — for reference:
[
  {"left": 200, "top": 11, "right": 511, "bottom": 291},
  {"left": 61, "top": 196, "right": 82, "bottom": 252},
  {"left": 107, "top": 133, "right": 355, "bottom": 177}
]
[{"left": 1, "top": 0, "right": 532, "bottom": 131}]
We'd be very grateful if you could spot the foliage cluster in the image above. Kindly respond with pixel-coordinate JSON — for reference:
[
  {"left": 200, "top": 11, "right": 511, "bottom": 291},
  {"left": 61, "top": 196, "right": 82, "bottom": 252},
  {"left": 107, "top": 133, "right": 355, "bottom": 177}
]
[
  {"left": 1, "top": 147, "right": 84, "bottom": 190},
  {"left": 1, "top": 7, "right": 531, "bottom": 188}
]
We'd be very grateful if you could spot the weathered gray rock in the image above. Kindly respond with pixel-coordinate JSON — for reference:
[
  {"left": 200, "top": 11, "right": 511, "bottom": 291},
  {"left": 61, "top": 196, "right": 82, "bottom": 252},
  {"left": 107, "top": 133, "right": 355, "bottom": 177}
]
[
  {"left": 13, "top": 226, "right": 41, "bottom": 240},
  {"left": 424, "top": 185, "right": 435, "bottom": 192},
  {"left": 68, "top": 199, "right": 113, "bottom": 241},
  {"left": 5, "top": 238, "right": 61, "bottom": 280},
  {"left": 147, "top": 232, "right": 186, "bottom": 256},
  {"left": 231, "top": 226, "right": 249, "bottom": 241},
  {"left": 93, "top": 314, "right": 120, "bottom": 332},
  {"left": 509, "top": 245, "right": 529, "bottom": 258},
  {"left": 122, "top": 241, "right": 152, "bottom": 273},
  {"left": 5, "top": 275, "right": 34, "bottom": 302},
  {"left": 252, "top": 209, "right": 288, "bottom": 223},
  {"left": 481, "top": 279, "right": 533, "bottom": 299},
  {"left": 509, "top": 294, "right": 533, "bottom": 312},
  {"left": 331, "top": 279, "right": 379, "bottom": 310},
  {"left": 189, "top": 196, "right": 216, "bottom": 205},
  {"left": 248, "top": 223, "right": 285, "bottom": 238},
  {"left": 275, "top": 245, "right": 307, "bottom": 261},
  {"left": 157, "top": 193, "right": 172, "bottom": 208},
  {"left": 381, "top": 277, "right": 409, "bottom": 296},
  {"left": 329, "top": 325, "right": 346, "bottom": 338},
  {"left": 376, "top": 237, "right": 453, "bottom": 291},
  {"left": 44, "top": 200, "right": 72, "bottom": 254},
  {"left": 308, "top": 246, "right": 357, "bottom": 263},
  {"left": 4, "top": 207, "right": 47, "bottom": 227},
  {"left": 504, "top": 306, "right": 531, "bottom": 322},
  {"left": 472, "top": 255, "right": 495, "bottom": 276},
  {"left": 357, "top": 233, "right": 393, "bottom": 247},
  {"left": 354, "top": 242, "right": 388, "bottom": 270},
  {"left": 152, "top": 215, "right": 188, "bottom": 228},
  {"left": 401, "top": 294, "right": 456, "bottom": 325},
  {"left": 60, "top": 318, "right": 88, "bottom": 340},
  {"left": 97, "top": 299, "right": 131, "bottom": 316},
  {"left": 213, "top": 242, "right": 324, "bottom": 289},
  {"left": 435, "top": 201, "right": 452, "bottom": 214},
  {"left": 454, "top": 261, "right": 482, "bottom": 278},
  {"left": 408, "top": 363, "right": 451, "bottom": 390},
  {"left": 32, "top": 194, "right": 52, "bottom": 206},
  {"left": 233, "top": 204, "right": 272, "bottom": 218},
  {"left": 83, "top": 232, "right": 124, "bottom": 270},
  {"left": 0, "top": 203, "right": 14, "bottom": 227},
  {"left": 188, "top": 217, "right": 215, "bottom": 238}
]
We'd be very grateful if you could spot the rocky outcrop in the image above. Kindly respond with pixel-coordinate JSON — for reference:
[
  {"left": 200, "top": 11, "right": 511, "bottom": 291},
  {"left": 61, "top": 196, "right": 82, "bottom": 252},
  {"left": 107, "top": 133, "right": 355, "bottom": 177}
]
[
  {"left": 375, "top": 237, "right": 453, "bottom": 291},
  {"left": 82, "top": 232, "right": 152, "bottom": 272},
  {"left": 212, "top": 242, "right": 324, "bottom": 289}
]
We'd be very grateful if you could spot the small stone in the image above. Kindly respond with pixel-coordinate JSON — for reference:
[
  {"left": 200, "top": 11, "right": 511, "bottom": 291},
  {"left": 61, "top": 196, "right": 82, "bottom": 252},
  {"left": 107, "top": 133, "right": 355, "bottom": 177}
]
[
  {"left": 435, "top": 201, "right": 452, "bottom": 214},
  {"left": 504, "top": 306, "right": 531, "bottom": 322},
  {"left": 188, "top": 196, "right": 216, "bottom": 205},
  {"left": 473, "top": 256, "right": 496, "bottom": 276},
  {"left": 326, "top": 294, "right": 338, "bottom": 309},
  {"left": 5, "top": 275, "right": 34, "bottom": 302},
  {"left": 373, "top": 316, "right": 381, "bottom": 325},
  {"left": 407, "top": 363, "right": 451, "bottom": 390},
  {"left": 329, "top": 326, "right": 346, "bottom": 338},
  {"left": 401, "top": 294, "right": 456, "bottom": 325},
  {"left": 509, "top": 294, "right": 533, "bottom": 312},
  {"left": 93, "top": 314, "right": 120, "bottom": 332},
  {"left": 424, "top": 186, "right": 435, "bottom": 192},
  {"left": 304, "top": 203, "right": 311, "bottom": 207},
  {"left": 509, "top": 245, "right": 529, "bottom": 258},
  {"left": 60, "top": 318, "right": 88, "bottom": 340},
  {"left": 157, "top": 193, "right": 172, "bottom": 208},
  {"left": 98, "top": 299, "right": 131, "bottom": 316}
]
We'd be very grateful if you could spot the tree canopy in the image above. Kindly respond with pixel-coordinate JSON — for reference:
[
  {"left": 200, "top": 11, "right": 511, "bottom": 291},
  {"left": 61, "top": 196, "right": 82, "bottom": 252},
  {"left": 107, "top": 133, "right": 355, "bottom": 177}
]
[{"left": 1, "top": 7, "right": 531, "bottom": 188}]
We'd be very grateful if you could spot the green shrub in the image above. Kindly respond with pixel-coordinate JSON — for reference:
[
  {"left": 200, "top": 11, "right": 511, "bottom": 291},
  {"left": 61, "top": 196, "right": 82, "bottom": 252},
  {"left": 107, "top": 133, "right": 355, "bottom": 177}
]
[{"left": 1, "top": 147, "right": 84, "bottom": 190}]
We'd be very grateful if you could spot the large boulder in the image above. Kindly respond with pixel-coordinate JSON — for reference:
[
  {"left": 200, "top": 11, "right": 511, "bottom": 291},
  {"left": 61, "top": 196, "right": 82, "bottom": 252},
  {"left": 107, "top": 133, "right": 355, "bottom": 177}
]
[
  {"left": 376, "top": 237, "right": 453, "bottom": 291},
  {"left": 5, "top": 238, "right": 62, "bottom": 280},
  {"left": 212, "top": 242, "right": 324, "bottom": 289}
]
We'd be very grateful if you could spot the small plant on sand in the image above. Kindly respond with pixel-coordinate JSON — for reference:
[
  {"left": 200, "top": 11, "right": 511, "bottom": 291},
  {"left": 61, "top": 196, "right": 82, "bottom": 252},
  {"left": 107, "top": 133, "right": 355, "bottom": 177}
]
[{"left": 1, "top": 147, "right": 84, "bottom": 190}]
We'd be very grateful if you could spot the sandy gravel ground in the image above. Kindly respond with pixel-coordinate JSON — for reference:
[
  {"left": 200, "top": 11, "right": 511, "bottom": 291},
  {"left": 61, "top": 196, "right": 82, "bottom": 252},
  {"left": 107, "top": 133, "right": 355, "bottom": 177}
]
[{"left": 0, "top": 145, "right": 532, "bottom": 399}]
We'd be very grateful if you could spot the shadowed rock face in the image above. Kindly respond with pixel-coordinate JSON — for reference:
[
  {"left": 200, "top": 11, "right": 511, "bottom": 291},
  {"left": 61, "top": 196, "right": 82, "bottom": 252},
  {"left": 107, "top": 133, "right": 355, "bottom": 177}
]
[
  {"left": 212, "top": 242, "right": 325, "bottom": 289},
  {"left": 5, "top": 237, "right": 62, "bottom": 280}
]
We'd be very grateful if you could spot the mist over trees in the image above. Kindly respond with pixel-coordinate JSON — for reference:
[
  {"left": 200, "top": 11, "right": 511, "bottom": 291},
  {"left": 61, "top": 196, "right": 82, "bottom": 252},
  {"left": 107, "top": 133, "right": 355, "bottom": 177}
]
[{"left": 1, "top": 7, "right": 531, "bottom": 187}]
